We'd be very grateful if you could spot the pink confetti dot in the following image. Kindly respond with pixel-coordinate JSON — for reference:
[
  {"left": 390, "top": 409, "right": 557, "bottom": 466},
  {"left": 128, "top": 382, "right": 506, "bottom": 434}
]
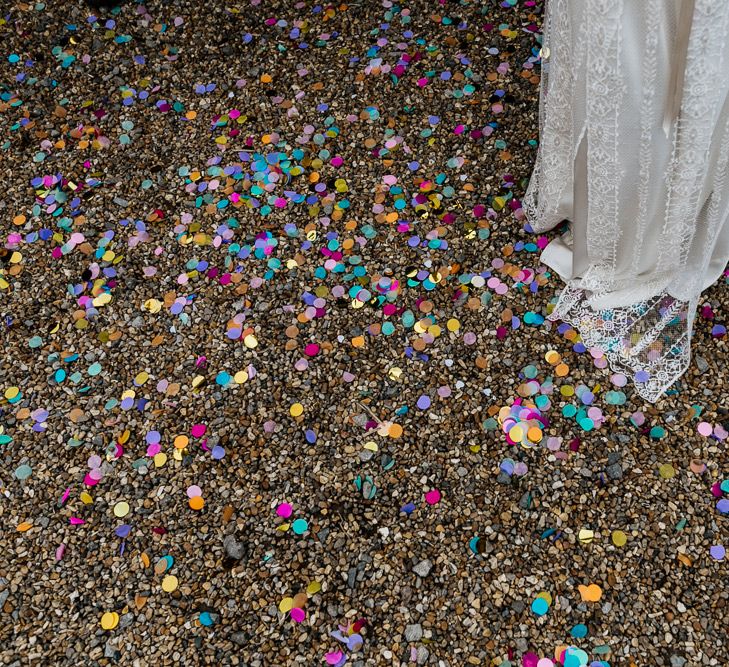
[
  {"left": 697, "top": 421, "right": 713, "bottom": 437},
  {"left": 425, "top": 489, "right": 441, "bottom": 505},
  {"left": 191, "top": 424, "right": 207, "bottom": 438},
  {"left": 186, "top": 485, "right": 202, "bottom": 498}
]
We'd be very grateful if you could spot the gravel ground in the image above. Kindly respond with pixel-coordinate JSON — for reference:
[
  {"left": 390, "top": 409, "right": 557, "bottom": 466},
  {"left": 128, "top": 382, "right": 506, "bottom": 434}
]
[{"left": 0, "top": 1, "right": 727, "bottom": 666}]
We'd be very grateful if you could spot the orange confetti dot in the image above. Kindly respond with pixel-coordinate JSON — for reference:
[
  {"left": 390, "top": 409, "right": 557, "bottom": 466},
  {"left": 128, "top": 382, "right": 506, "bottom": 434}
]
[
  {"left": 260, "top": 74, "right": 272, "bottom": 83},
  {"left": 388, "top": 423, "right": 403, "bottom": 438},
  {"left": 17, "top": 521, "right": 32, "bottom": 532},
  {"left": 189, "top": 496, "right": 205, "bottom": 511},
  {"left": 351, "top": 336, "right": 365, "bottom": 348},
  {"left": 555, "top": 363, "right": 569, "bottom": 377},
  {"left": 13, "top": 214, "right": 26, "bottom": 226},
  {"left": 578, "top": 583, "right": 603, "bottom": 602}
]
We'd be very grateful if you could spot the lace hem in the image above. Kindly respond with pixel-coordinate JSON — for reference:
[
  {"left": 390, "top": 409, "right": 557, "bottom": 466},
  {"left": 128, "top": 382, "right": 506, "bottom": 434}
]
[{"left": 547, "top": 282, "right": 696, "bottom": 402}]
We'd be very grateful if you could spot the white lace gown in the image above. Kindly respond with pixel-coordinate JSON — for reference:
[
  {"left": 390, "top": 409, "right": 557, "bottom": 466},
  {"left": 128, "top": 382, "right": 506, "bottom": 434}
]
[{"left": 524, "top": 0, "right": 729, "bottom": 402}]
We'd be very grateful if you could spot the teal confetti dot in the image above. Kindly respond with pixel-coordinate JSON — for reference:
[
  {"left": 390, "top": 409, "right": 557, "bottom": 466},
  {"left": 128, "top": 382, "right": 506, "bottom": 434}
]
[
  {"left": 292, "top": 518, "right": 308, "bottom": 535},
  {"left": 570, "top": 623, "right": 588, "bottom": 638},
  {"left": 650, "top": 426, "right": 666, "bottom": 439},
  {"left": 88, "top": 362, "right": 102, "bottom": 376},
  {"left": 531, "top": 597, "right": 548, "bottom": 616}
]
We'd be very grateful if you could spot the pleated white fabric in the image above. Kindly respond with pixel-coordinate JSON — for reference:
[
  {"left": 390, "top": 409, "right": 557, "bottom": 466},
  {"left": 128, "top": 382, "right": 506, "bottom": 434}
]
[{"left": 524, "top": 0, "right": 729, "bottom": 402}]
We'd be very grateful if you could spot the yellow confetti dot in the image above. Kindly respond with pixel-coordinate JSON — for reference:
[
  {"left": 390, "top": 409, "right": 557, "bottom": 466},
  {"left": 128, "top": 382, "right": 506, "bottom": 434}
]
[
  {"left": 4, "top": 386, "right": 19, "bottom": 400},
  {"left": 560, "top": 385, "right": 575, "bottom": 397},
  {"left": 135, "top": 371, "right": 149, "bottom": 385},
  {"left": 611, "top": 530, "right": 627, "bottom": 547},
  {"left": 659, "top": 463, "right": 675, "bottom": 479},
  {"left": 306, "top": 581, "right": 322, "bottom": 595},
  {"left": 578, "top": 529, "right": 595, "bottom": 544},
  {"left": 161, "top": 575, "right": 178, "bottom": 592},
  {"left": 80, "top": 492, "right": 93, "bottom": 505},
  {"left": 113, "top": 501, "right": 130, "bottom": 518},
  {"left": 100, "top": 612, "right": 119, "bottom": 630},
  {"left": 153, "top": 452, "right": 167, "bottom": 468},
  {"left": 509, "top": 425, "right": 524, "bottom": 442},
  {"left": 446, "top": 318, "right": 461, "bottom": 332},
  {"left": 93, "top": 292, "right": 112, "bottom": 307},
  {"left": 545, "top": 350, "right": 561, "bottom": 365},
  {"left": 144, "top": 299, "right": 162, "bottom": 313},
  {"left": 535, "top": 591, "right": 553, "bottom": 606},
  {"left": 243, "top": 334, "right": 258, "bottom": 349},
  {"left": 388, "top": 367, "right": 402, "bottom": 381},
  {"left": 290, "top": 403, "right": 304, "bottom": 417},
  {"left": 233, "top": 370, "right": 248, "bottom": 384},
  {"left": 278, "top": 597, "right": 294, "bottom": 613}
]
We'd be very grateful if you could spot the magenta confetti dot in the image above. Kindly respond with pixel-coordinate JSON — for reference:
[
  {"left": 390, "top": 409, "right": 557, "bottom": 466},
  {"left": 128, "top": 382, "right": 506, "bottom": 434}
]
[
  {"left": 191, "top": 423, "right": 206, "bottom": 438},
  {"left": 290, "top": 607, "right": 306, "bottom": 623},
  {"left": 276, "top": 503, "right": 293, "bottom": 518},
  {"left": 425, "top": 489, "right": 441, "bottom": 505}
]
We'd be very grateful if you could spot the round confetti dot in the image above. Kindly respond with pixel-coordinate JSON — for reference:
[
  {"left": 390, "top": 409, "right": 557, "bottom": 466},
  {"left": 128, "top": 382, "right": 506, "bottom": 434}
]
[
  {"left": 276, "top": 503, "right": 293, "bottom": 518},
  {"left": 531, "top": 597, "right": 549, "bottom": 616},
  {"left": 191, "top": 423, "right": 207, "bottom": 438},
  {"left": 659, "top": 463, "right": 675, "bottom": 479},
  {"left": 388, "top": 423, "right": 403, "bottom": 438},
  {"left": 710, "top": 544, "right": 725, "bottom": 561},
  {"left": 189, "top": 496, "right": 205, "bottom": 511},
  {"left": 100, "top": 612, "right": 119, "bottom": 630},
  {"left": 113, "top": 501, "right": 130, "bottom": 518},
  {"left": 611, "top": 530, "right": 627, "bottom": 547},
  {"left": 425, "top": 488, "right": 441, "bottom": 505},
  {"left": 161, "top": 575, "right": 178, "bottom": 592},
  {"left": 292, "top": 518, "right": 308, "bottom": 535},
  {"left": 697, "top": 421, "right": 713, "bottom": 436},
  {"left": 290, "top": 403, "right": 304, "bottom": 417},
  {"left": 279, "top": 597, "right": 294, "bottom": 613},
  {"left": 416, "top": 395, "right": 431, "bottom": 410},
  {"left": 186, "top": 485, "right": 202, "bottom": 498},
  {"left": 290, "top": 607, "right": 306, "bottom": 623}
]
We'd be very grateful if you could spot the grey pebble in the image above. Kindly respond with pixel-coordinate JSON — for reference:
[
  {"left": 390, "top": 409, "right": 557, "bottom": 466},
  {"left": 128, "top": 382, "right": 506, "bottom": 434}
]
[
  {"left": 413, "top": 559, "right": 433, "bottom": 577},
  {"left": 404, "top": 623, "right": 423, "bottom": 642}
]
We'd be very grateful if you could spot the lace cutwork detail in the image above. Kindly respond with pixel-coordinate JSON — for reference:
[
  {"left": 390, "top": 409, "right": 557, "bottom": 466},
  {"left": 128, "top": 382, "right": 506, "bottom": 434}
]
[{"left": 548, "top": 283, "right": 696, "bottom": 403}]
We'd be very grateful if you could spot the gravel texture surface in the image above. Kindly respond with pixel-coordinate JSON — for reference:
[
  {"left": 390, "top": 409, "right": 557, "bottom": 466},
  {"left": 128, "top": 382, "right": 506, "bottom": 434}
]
[{"left": 0, "top": 1, "right": 727, "bottom": 666}]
